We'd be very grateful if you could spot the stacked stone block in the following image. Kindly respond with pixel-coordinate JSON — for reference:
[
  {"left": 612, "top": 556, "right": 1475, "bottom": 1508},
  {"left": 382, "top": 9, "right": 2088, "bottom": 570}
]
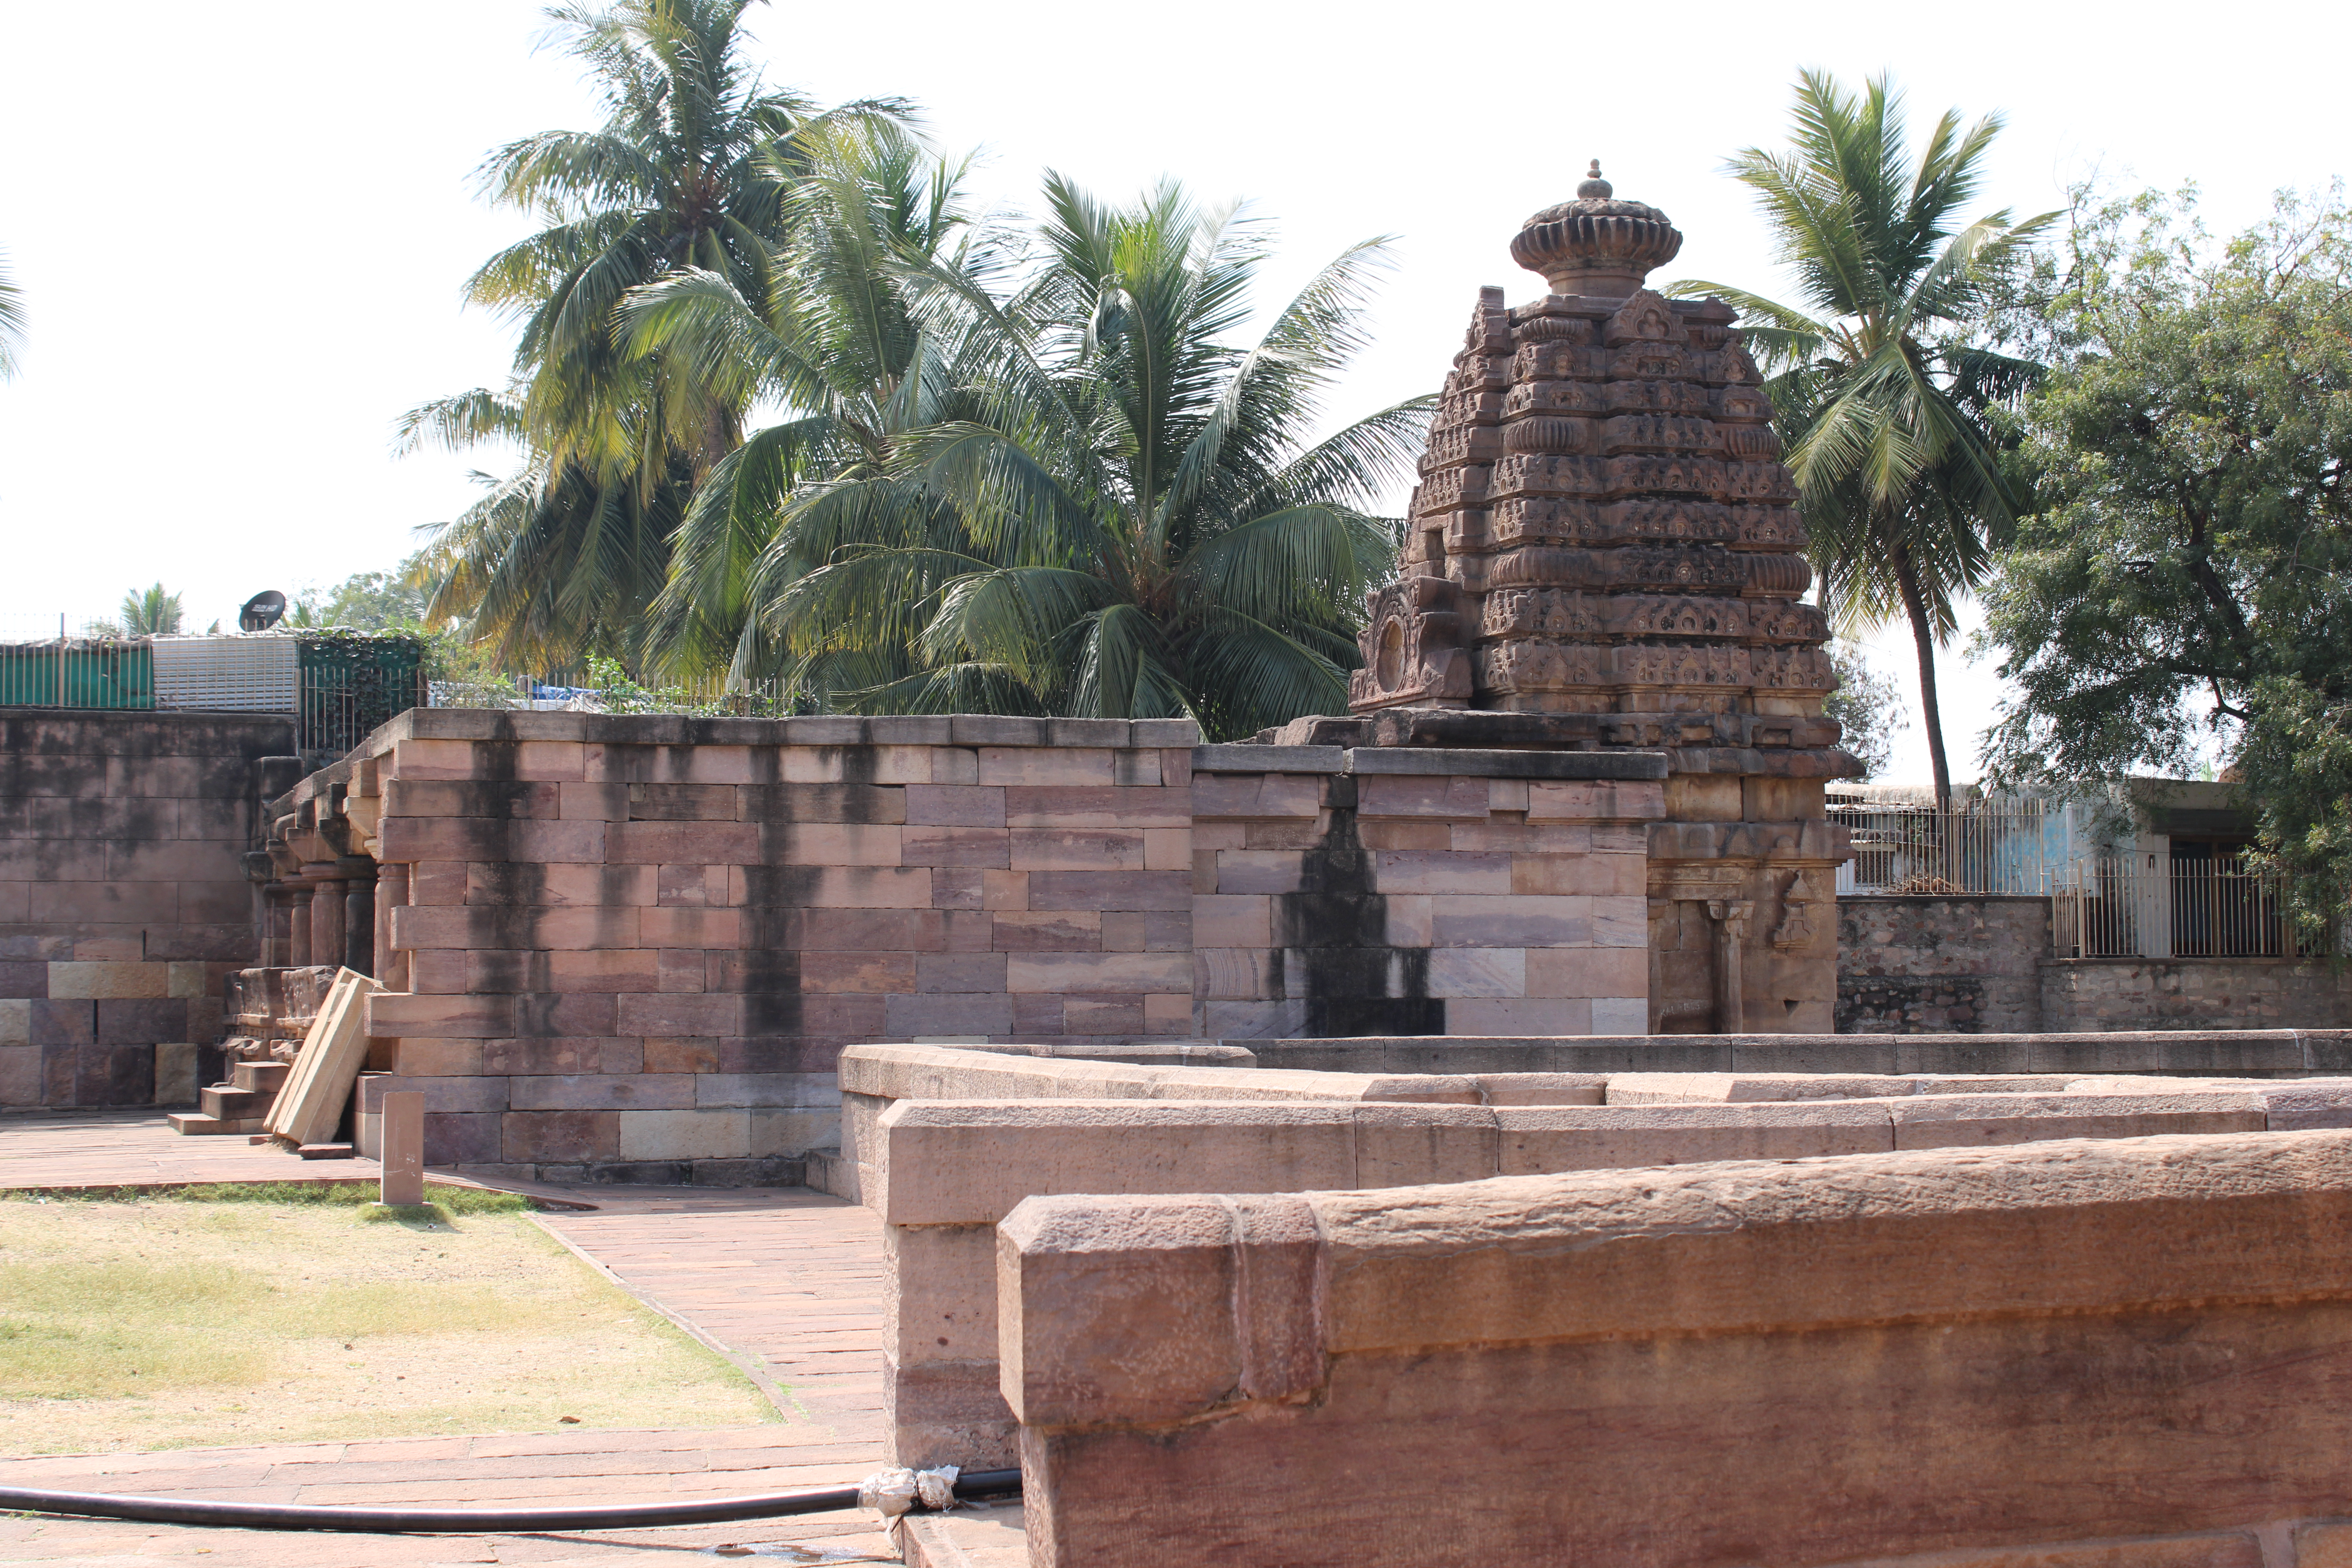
[
  {"left": 344, "top": 712, "right": 1196, "bottom": 1182},
  {"left": 0, "top": 711, "right": 292, "bottom": 1106},
  {"left": 1190, "top": 744, "right": 1664, "bottom": 1039}
]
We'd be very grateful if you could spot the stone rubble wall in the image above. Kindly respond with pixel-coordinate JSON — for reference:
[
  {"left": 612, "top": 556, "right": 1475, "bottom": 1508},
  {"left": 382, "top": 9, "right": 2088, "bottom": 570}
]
[
  {"left": 2045, "top": 954, "right": 2352, "bottom": 1031},
  {"left": 1837, "top": 893, "right": 2049, "bottom": 1031},
  {"left": 1836, "top": 894, "right": 2352, "bottom": 1033},
  {"left": 0, "top": 710, "right": 295, "bottom": 1107},
  {"left": 997, "top": 1130, "right": 2352, "bottom": 1566}
]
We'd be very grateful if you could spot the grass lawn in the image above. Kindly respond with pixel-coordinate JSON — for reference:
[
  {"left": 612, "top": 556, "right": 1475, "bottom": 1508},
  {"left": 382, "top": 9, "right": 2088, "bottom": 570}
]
[{"left": 0, "top": 1185, "right": 772, "bottom": 1456}]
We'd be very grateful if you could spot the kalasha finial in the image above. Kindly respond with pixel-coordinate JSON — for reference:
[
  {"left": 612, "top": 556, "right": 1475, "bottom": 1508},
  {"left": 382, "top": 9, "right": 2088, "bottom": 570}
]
[{"left": 1509, "top": 168, "right": 1683, "bottom": 299}]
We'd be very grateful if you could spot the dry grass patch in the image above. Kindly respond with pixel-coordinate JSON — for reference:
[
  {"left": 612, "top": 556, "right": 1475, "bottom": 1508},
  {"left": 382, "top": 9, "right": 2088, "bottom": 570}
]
[{"left": 0, "top": 1187, "right": 771, "bottom": 1455}]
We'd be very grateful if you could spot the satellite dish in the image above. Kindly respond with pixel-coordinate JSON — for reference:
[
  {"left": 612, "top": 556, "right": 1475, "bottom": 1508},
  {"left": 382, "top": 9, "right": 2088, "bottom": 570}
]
[{"left": 238, "top": 591, "right": 287, "bottom": 632}]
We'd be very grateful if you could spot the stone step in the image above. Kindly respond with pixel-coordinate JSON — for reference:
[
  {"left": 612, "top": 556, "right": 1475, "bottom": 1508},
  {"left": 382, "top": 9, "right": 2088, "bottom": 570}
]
[
  {"left": 896, "top": 1499, "right": 1025, "bottom": 1568},
  {"left": 231, "top": 1060, "right": 290, "bottom": 1094},
  {"left": 200, "top": 1085, "right": 268, "bottom": 1121},
  {"left": 167, "top": 1111, "right": 269, "bottom": 1136},
  {"left": 296, "top": 1143, "right": 355, "bottom": 1161}
]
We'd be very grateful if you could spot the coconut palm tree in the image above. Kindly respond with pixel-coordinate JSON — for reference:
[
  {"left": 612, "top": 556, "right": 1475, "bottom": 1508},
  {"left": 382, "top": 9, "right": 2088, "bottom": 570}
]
[
  {"left": 746, "top": 176, "right": 1432, "bottom": 736},
  {"left": 619, "top": 120, "right": 1007, "bottom": 685},
  {"left": 0, "top": 247, "right": 23, "bottom": 381},
  {"left": 401, "top": 0, "right": 909, "bottom": 667},
  {"left": 1671, "top": 71, "right": 2053, "bottom": 804},
  {"left": 118, "top": 584, "right": 185, "bottom": 637}
]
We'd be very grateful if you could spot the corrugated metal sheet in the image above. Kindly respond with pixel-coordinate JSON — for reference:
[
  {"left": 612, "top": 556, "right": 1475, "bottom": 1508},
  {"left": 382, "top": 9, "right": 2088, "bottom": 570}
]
[{"left": 151, "top": 634, "right": 298, "bottom": 712}]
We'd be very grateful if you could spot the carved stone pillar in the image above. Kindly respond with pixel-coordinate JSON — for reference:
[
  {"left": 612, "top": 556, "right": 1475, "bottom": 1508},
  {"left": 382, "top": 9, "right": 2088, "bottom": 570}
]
[
  {"left": 340, "top": 858, "right": 377, "bottom": 977},
  {"left": 374, "top": 862, "right": 410, "bottom": 993},
  {"left": 287, "top": 884, "right": 314, "bottom": 967},
  {"left": 307, "top": 866, "right": 345, "bottom": 976},
  {"left": 1706, "top": 899, "right": 1753, "bottom": 1034}
]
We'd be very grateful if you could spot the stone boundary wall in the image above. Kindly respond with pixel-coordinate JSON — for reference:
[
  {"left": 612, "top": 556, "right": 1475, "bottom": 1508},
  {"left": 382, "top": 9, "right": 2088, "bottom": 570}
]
[
  {"left": 0, "top": 710, "right": 296, "bottom": 1107},
  {"left": 999, "top": 1131, "right": 2352, "bottom": 1566},
  {"left": 1837, "top": 894, "right": 2352, "bottom": 1033},
  {"left": 843, "top": 1041, "right": 2352, "bottom": 1469},
  {"left": 1838, "top": 893, "right": 2047, "bottom": 1031},
  {"left": 2046, "top": 954, "right": 2352, "bottom": 1031}
]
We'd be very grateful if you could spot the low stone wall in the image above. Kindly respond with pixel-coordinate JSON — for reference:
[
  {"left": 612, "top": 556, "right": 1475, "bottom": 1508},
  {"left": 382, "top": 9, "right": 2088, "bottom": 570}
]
[
  {"left": 1238, "top": 1026, "right": 2352, "bottom": 1077},
  {"left": 1000, "top": 1131, "right": 2352, "bottom": 1566},
  {"left": 0, "top": 710, "right": 296, "bottom": 1107},
  {"left": 848, "top": 1042, "right": 2348, "bottom": 1470},
  {"left": 1837, "top": 893, "right": 2047, "bottom": 1032},
  {"left": 2045, "top": 955, "right": 2352, "bottom": 1031},
  {"left": 1836, "top": 894, "right": 2352, "bottom": 1034}
]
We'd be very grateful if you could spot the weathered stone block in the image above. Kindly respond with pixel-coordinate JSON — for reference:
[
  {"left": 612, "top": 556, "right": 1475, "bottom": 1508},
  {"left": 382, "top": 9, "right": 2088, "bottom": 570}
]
[{"left": 46, "top": 961, "right": 170, "bottom": 999}]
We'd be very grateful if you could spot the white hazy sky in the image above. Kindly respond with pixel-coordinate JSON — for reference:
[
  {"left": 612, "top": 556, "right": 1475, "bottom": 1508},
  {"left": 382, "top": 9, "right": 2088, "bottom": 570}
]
[{"left": 0, "top": 0, "right": 2338, "bottom": 785}]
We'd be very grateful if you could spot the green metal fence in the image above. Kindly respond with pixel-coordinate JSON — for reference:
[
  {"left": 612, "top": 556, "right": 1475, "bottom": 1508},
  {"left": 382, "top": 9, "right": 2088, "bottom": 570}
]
[{"left": 0, "top": 640, "right": 156, "bottom": 709}]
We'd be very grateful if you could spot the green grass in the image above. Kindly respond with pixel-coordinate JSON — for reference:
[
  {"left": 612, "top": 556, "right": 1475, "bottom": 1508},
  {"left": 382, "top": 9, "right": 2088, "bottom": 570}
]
[
  {"left": 13, "top": 1181, "right": 533, "bottom": 1214},
  {"left": 0, "top": 1192, "right": 771, "bottom": 1454}
]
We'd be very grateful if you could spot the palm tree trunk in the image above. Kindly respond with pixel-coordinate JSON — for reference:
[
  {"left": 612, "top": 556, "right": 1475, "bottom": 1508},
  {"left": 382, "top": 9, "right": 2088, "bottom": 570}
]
[{"left": 1892, "top": 546, "right": 1953, "bottom": 809}]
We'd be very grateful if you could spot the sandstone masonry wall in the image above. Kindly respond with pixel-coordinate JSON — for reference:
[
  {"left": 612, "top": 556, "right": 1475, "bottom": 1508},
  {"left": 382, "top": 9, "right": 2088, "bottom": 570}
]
[
  {"left": 999, "top": 1131, "right": 2352, "bottom": 1567},
  {"left": 1190, "top": 744, "right": 1661, "bottom": 1041},
  {"left": 0, "top": 710, "right": 294, "bottom": 1107},
  {"left": 293, "top": 711, "right": 1679, "bottom": 1182}
]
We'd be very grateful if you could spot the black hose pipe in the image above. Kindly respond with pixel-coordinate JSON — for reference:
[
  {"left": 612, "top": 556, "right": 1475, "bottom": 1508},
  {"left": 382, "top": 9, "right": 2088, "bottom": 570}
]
[{"left": 0, "top": 1468, "right": 1021, "bottom": 1535}]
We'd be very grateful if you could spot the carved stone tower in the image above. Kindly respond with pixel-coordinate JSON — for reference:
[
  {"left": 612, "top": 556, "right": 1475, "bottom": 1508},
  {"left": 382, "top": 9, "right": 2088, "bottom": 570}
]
[{"left": 1345, "top": 163, "right": 1858, "bottom": 1033}]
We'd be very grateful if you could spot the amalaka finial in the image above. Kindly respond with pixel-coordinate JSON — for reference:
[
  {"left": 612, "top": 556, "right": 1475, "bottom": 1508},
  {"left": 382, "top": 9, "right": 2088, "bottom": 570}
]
[{"left": 1578, "top": 160, "right": 1612, "bottom": 199}]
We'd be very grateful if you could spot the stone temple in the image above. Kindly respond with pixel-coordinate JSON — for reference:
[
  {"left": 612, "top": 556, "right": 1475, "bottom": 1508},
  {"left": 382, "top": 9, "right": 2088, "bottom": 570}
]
[{"left": 1299, "top": 162, "right": 1858, "bottom": 1034}]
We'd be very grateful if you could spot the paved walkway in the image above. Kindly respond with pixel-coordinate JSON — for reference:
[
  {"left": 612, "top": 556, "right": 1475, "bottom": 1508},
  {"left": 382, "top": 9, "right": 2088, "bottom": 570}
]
[
  {"left": 0, "top": 1108, "right": 388, "bottom": 1191},
  {"left": 0, "top": 1114, "right": 896, "bottom": 1565}
]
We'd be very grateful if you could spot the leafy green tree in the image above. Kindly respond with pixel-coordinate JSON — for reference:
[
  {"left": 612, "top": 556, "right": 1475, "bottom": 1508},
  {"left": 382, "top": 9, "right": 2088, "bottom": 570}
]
[
  {"left": 738, "top": 177, "right": 1430, "bottom": 735},
  {"left": 1980, "top": 185, "right": 2352, "bottom": 939},
  {"left": 403, "top": 0, "right": 908, "bottom": 668},
  {"left": 1823, "top": 641, "right": 1907, "bottom": 779},
  {"left": 1672, "top": 71, "right": 2052, "bottom": 802},
  {"left": 319, "top": 561, "right": 436, "bottom": 631},
  {"left": 0, "top": 246, "right": 23, "bottom": 381}
]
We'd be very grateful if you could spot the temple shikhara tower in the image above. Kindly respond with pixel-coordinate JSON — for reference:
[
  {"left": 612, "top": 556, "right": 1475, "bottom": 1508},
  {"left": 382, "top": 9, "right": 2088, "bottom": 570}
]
[{"left": 1342, "top": 163, "right": 1858, "bottom": 1032}]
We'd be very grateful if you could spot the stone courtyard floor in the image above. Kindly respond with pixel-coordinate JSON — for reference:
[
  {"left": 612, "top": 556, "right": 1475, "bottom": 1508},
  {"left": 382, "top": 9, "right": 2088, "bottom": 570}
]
[{"left": 0, "top": 1112, "right": 895, "bottom": 1566}]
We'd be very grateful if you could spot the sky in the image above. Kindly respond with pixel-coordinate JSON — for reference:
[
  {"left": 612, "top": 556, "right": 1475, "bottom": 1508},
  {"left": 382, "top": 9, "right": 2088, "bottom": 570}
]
[{"left": 0, "top": 0, "right": 2339, "bottom": 786}]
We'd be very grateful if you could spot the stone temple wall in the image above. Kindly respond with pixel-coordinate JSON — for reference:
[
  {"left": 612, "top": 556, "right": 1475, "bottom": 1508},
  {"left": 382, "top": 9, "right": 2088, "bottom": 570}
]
[
  {"left": 0, "top": 709, "right": 296, "bottom": 1107},
  {"left": 309, "top": 710, "right": 1676, "bottom": 1181}
]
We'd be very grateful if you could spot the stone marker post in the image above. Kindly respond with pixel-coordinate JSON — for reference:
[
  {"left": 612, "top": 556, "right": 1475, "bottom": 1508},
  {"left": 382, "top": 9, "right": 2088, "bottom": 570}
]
[{"left": 380, "top": 1089, "right": 424, "bottom": 1206}]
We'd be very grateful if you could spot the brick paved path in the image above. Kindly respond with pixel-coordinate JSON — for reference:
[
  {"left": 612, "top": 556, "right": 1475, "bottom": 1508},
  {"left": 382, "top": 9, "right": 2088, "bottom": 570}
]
[{"left": 0, "top": 1115, "right": 894, "bottom": 1564}]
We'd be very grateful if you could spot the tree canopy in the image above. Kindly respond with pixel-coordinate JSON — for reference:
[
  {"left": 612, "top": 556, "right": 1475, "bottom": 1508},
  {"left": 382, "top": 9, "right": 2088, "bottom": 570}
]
[
  {"left": 719, "top": 176, "right": 1430, "bottom": 737},
  {"left": 1671, "top": 71, "right": 2051, "bottom": 804},
  {"left": 1980, "top": 185, "right": 2352, "bottom": 935}
]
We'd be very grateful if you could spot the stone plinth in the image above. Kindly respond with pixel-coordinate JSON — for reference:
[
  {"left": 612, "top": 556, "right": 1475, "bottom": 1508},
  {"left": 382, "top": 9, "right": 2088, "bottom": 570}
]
[{"left": 1000, "top": 1130, "right": 2352, "bottom": 1566}]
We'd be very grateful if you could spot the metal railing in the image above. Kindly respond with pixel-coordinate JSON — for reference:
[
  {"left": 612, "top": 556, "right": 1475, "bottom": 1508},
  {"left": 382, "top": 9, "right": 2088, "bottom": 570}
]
[
  {"left": 2049, "top": 853, "right": 2328, "bottom": 960},
  {"left": 1830, "top": 801, "right": 2060, "bottom": 895}
]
